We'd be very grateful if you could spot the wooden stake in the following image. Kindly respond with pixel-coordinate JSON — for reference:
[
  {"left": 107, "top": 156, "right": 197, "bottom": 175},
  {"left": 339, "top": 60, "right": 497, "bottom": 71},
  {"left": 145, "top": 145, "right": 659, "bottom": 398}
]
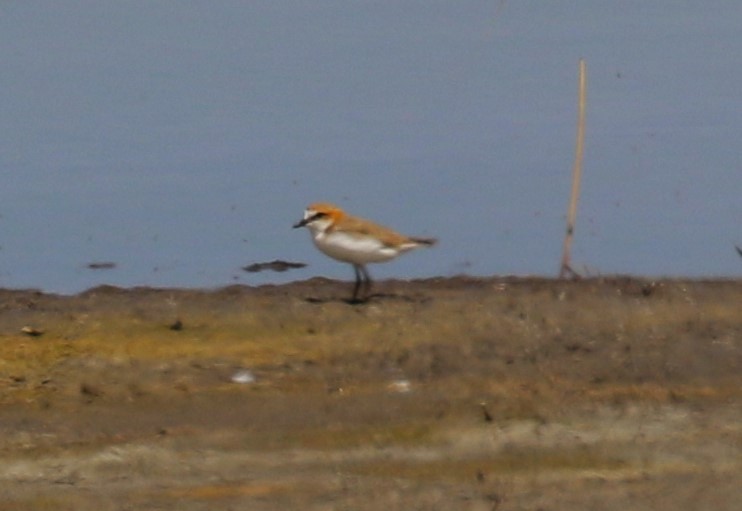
[{"left": 559, "top": 58, "right": 587, "bottom": 279}]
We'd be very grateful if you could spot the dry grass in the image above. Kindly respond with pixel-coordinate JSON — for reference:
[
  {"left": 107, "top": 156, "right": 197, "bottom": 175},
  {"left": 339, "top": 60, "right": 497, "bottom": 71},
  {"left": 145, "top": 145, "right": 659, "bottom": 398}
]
[
  {"left": 351, "top": 446, "right": 627, "bottom": 482},
  {"left": 1, "top": 278, "right": 740, "bottom": 407},
  {"left": 0, "top": 279, "right": 739, "bottom": 510}
]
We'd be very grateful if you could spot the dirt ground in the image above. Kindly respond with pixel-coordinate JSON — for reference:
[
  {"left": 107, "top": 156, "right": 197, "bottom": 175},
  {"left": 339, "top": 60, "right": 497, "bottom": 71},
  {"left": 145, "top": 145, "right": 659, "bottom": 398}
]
[{"left": 0, "top": 276, "right": 739, "bottom": 510}]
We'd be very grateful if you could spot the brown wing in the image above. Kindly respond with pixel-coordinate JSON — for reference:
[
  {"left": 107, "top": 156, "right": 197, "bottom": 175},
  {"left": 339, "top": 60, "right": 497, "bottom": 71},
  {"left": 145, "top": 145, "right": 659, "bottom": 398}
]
[{"left": 336, "top": 215, "right": 411, "bottom": 247}]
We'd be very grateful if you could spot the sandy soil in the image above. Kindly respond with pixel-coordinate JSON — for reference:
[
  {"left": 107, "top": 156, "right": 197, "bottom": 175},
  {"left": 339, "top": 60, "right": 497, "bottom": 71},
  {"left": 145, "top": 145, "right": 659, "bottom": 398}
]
[{"left": 0, "top": 276, "right": 740, "bottom": 510}]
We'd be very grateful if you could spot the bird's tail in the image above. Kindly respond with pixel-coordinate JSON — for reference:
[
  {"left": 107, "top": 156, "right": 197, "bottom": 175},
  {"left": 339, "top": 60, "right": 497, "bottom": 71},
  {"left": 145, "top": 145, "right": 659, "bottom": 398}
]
[{"left": 410, "top": 237, "right": 437, "bottom": 247}]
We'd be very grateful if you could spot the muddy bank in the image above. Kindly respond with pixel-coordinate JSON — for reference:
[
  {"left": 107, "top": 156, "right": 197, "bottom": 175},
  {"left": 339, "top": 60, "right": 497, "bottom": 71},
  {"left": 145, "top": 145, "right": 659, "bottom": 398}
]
[{"left": 0, "top": 277, "right": 740, "bottom": 510}]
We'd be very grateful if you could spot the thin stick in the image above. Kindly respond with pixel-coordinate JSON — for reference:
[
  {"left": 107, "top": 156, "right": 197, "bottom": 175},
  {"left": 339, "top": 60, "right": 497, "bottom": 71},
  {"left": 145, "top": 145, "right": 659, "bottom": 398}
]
[{"left": 559, "top": 58, "right": 587, "bottom": 279}]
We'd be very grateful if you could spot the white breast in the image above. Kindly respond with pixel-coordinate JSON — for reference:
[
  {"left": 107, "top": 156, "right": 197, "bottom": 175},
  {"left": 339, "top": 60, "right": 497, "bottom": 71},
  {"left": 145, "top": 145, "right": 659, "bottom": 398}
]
[{"left": 312, "top": 230, "right": 400, "bottom": 264}]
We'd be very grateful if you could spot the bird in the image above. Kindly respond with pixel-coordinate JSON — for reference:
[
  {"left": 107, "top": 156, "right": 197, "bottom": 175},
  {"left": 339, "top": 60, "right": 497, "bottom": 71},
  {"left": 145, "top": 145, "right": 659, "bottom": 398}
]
[{"left": 293, "top": 202, "right": 436, "bottom": 303}]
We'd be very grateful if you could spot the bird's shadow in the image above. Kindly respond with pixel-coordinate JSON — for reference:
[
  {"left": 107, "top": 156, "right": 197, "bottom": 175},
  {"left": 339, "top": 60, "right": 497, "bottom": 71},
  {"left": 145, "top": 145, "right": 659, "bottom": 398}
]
[{"left": 304, "top": 292, "right": 424, "bottom": 306}]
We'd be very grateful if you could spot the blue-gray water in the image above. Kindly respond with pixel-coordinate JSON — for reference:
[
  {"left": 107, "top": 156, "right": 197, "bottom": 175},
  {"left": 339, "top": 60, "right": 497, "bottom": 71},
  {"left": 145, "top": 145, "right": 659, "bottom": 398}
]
[{"left": 1, "top": 2, "right": 740, "bottom": 294}]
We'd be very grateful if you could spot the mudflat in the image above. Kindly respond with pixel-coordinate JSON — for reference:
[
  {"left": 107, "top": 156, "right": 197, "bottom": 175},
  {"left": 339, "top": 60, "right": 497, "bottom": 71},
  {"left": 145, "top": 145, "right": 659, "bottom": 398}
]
[{"left": 0, "top": 277, "right": 740, "bottom": 510}]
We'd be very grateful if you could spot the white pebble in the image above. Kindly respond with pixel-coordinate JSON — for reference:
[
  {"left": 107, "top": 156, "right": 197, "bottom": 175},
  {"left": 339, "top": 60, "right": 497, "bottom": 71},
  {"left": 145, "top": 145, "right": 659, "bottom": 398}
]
[{"left": 231, "top": 369, "right": 256, "bottom": 384}]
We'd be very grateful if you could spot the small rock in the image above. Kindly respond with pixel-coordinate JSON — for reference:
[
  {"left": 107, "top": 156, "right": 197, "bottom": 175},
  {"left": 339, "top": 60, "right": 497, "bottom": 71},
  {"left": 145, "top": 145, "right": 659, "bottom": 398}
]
[
  {"left": 231, "top": 369, "right": 256, "bottom": 384},
  {"left": 21, "top": 326, "right": 44, "bottom": 337},
  {"left": 479, "top": 402, "right": 494, "bottom": 423},
  {"left": 80, "top": 383, "right": 103, "bottom": 398},
  {"left": 387, "top": 379, "right": 412, "bottom": 393}
]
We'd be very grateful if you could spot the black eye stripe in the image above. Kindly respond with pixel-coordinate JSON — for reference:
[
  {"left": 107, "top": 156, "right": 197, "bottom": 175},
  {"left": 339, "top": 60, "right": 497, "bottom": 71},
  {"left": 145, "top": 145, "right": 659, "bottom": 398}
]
[{"left": 309, "top": 212, "right": 327, "bottom": 221}]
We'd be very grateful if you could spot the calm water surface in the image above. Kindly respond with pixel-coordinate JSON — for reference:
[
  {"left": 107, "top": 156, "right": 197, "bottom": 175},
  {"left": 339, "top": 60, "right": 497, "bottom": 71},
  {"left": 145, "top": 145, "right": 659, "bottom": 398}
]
[{"left": 1, "top": 2, "right": 740, "bottom": 293}]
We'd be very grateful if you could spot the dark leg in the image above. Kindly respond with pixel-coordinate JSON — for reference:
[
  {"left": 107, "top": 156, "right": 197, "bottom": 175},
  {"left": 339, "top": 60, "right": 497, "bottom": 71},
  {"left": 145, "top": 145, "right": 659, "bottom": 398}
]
[
  {"left": 350, "top": 265, "right": 372, "bottom": 304},
  {"left": 359, "top": 265, "right": 372, "bottom": 300},
  {"left": 351, "top": 265, "right": 363, "bottom": 303}
]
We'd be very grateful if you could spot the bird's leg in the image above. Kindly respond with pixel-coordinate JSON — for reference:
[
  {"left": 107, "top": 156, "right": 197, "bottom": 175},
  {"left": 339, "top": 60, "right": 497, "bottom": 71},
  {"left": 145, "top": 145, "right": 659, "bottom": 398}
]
[
  {"left": 351, "top": 265, "right": 363, "bottom": 303},
  {"left": 350, "top": 265, "right": 372, "bottom": 304},
  {"left": 359, "top": 265, "right": 372, "bottom": 301}
]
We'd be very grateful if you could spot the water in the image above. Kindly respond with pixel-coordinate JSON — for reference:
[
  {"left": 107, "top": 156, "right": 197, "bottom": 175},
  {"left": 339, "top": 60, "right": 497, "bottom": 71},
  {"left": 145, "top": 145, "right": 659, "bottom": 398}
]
[{"left": 1, "top": 1, "right": 740, "bottom": 294}]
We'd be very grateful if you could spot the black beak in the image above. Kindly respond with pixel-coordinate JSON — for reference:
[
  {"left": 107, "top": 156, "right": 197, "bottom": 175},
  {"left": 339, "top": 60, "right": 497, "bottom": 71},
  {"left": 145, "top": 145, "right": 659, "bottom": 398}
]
[{"left": 293, "top": 211, "right": 325, "bottom": 229}]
